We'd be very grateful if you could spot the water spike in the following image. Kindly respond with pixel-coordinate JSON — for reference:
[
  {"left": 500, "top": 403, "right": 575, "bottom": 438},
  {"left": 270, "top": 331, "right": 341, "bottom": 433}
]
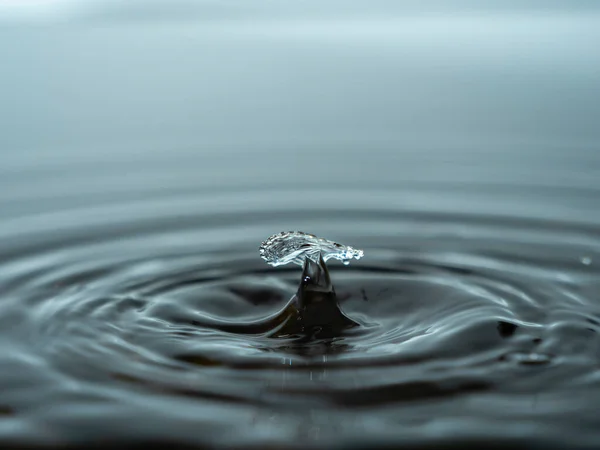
[
  {"left": 259, "top": 232, "right": 361, "bottom": 337},
  {"left": 300, "top": 252, "right": 334, "bottom": 294}
]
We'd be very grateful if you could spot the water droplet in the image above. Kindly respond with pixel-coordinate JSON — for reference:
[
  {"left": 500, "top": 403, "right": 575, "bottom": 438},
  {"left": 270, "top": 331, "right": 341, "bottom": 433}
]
[
  {"left": 581, "top": 256, "right": 592, "bottom": 266},
  {"left": 259, "top": 231, "right": 364, "bottom": 267}
]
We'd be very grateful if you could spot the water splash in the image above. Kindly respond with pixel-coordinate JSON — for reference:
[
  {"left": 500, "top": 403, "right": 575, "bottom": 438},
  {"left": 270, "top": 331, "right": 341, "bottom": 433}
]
[{"left": 259, "top": 231, "right": 364, "bottom": 267}]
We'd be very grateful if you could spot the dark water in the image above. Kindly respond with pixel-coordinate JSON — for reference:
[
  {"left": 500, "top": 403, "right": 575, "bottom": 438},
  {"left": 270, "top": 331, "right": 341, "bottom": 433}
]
[{"left": 1, "top": 2, "right": 600, "bottom": 449}]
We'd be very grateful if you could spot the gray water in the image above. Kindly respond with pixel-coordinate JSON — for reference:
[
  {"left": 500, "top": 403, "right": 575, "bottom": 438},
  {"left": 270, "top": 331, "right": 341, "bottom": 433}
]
[{"left": 1, "top": 2, "right": 600, "bottom": 448}]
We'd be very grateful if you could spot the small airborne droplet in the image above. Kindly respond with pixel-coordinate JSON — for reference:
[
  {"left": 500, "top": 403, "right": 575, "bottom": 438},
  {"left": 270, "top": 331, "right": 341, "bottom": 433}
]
[
  {"left": 581, "top": 256, "right": 592, "bottom": 266},
  {"left": 259, "top": 231, "right": 364, "bottom": 267}
]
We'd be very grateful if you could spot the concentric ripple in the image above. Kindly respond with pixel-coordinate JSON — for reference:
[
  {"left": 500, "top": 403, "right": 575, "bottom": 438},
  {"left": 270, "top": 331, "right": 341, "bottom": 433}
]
[{"left": 0, "top": 188, "right": 599, "bottom": 448}]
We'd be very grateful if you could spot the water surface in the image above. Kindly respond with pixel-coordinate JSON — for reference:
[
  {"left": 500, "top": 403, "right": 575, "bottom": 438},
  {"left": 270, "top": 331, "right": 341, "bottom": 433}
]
[{"left": 1, "top": 2, "right": 600, "bottom": 448}]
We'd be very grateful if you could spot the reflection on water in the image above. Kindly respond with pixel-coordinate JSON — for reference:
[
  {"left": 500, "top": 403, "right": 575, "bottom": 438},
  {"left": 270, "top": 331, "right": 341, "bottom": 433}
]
[{"left": 1, "top": 2, "right": 600, "bottom": 449}]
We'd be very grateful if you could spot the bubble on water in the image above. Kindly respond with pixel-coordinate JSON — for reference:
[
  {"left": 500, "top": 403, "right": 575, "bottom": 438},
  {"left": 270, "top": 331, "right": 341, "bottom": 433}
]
[
  {"left": 580, "top": 256, "right": 592, "bottom": 266},
  {"left": 259, "top": 231, "right": 364, "bottom": 267}
]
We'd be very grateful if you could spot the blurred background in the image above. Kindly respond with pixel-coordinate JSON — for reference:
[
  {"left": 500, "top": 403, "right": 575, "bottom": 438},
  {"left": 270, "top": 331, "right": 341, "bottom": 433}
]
[{"left": 2, "top": 0, "right": 599, "bottom": 220}]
